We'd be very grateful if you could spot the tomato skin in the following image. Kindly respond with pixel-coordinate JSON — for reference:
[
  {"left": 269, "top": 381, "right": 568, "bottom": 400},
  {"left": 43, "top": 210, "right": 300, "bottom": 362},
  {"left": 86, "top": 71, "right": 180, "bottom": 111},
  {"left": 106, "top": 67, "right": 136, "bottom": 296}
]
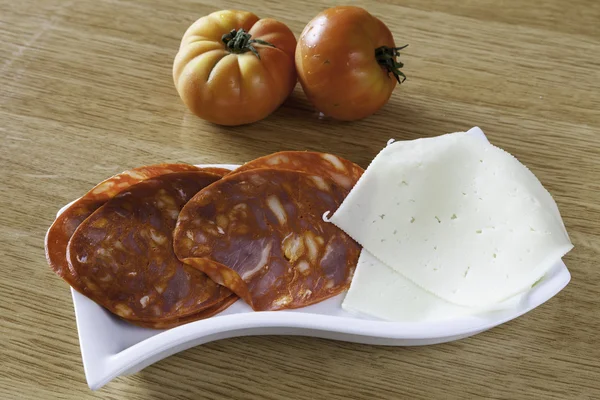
[
  {"left": 295, "top": 6, "right": 399, "bottom": 121},
  {"left": 173, "top": 10, "right": 297, "bottom": 126}
]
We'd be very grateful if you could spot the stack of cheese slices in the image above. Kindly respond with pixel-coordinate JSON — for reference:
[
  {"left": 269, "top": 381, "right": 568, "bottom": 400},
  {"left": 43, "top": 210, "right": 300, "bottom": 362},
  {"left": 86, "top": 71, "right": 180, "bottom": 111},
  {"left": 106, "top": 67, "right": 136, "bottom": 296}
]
[{"left": 329, "top": 127, "right": 573, "bottom": 322}]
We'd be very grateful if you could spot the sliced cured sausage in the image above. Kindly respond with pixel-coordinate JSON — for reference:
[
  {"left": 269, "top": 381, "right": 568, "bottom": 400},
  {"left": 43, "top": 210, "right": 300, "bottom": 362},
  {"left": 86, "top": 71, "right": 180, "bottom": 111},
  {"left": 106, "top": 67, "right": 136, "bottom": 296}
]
[
  {"left": 230, "top": 151, "right": 364, "bottom": 191},
  {"left": 45, "top": 164, "right": 203, "bottom": 293},
  {"left": 130, "top": 295, "right": 238, "bottom": 329},
  {"left": 173, "top": 169, "right": 361, "bottom": 311},
  {"left": 201, "top": 166, "right": 234, "bottom": 176},
  {"left": 67, "top": 171, "right": 234, "bottom": 322}
]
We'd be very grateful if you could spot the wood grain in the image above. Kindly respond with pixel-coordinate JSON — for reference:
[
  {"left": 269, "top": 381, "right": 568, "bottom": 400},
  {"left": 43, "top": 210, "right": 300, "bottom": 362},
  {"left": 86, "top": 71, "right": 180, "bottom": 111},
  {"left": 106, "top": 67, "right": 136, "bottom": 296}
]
[{"left": 1, "top": 0, "right": 599, "bottom": 398}]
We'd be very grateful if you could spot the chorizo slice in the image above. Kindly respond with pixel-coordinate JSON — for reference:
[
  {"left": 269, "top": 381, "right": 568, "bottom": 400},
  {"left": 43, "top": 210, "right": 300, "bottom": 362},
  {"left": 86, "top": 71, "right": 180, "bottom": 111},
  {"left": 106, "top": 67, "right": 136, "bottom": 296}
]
[
  {"left": 229, "top": 151, "right": 364, "bottom": 191},
  {"left": 173, "top": 169, "right": 361, "bottom": 311},
  {"left": 201, "top": 167, "right": 234, "bottom": 176},
  {"left": 67, "top": 171, "right": 233, "bottom": 322},
  {"left": 45, "top": 164, "right": 223, "bottom": 293},
  {"left": 130, "top": 294, "right": 238, "bottom": 329}
]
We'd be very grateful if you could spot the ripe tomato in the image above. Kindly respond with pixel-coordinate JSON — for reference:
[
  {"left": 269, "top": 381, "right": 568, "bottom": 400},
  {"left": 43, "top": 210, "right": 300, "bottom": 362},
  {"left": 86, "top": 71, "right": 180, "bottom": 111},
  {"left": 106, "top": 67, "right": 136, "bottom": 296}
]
[
  {"left": 173, "top": 10, "right": 297, "bottom": 126},
  {"left": 295, "top": 6, "right": 407, "bottom": 121}
]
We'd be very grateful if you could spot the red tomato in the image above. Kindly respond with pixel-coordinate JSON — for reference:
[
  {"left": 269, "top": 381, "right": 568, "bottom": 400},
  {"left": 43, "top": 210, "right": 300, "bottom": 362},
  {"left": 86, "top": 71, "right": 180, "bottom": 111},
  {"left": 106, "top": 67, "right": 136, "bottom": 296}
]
[
  {"left": 295, "top": 6, "right": 407, "bottom": 121},
  {"left": 173, "top": 10, "right": 297, "bottom": 126}
]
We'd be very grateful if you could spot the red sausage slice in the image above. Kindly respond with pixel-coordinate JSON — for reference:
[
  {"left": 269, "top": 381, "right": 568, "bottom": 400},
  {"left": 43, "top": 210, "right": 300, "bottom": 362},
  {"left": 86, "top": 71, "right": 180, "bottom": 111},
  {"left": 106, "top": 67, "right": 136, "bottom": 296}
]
[
  {"left": 229, "top": 151, "right": 364, "bottom": 191},
  {"left": 45, "top": 164, "right": 206, "bottom": 293},
  {"left": 202, "top": 167, "right": 234, "bottom": 176},
  {"left": 173, "top": 169, "right": 361, "bottom": 311},
  {"left": 130, "top": 295, "right": 238, "bottom": 329},
  {"left": 67, "top": 171, "right": 234, "bottom": 322}
]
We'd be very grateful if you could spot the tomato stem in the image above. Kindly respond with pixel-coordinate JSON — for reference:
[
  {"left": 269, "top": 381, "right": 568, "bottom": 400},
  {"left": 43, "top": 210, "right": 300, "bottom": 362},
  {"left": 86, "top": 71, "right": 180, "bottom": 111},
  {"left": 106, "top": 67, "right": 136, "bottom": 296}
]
[
  {"left": 221, "top": 29, "right": 276, "bottom": 59},
  {"left": 375, "top": 45, "right": 408, "bottom": 83}
]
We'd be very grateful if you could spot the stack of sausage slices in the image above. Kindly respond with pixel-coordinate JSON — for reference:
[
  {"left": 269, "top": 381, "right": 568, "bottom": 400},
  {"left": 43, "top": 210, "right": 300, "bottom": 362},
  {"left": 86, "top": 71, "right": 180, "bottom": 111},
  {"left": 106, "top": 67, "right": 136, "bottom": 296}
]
[{"left": 45, "top": 152, "right": 363, "bottom": 328}]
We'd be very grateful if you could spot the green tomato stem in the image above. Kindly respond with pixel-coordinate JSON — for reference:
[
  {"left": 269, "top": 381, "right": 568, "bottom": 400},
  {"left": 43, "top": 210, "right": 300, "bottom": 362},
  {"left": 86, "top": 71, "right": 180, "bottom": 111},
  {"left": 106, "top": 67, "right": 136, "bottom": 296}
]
[
  {"left": 375, "top": 44, "right": 408, "bottom": 83},
  {"left": 221, "top": 29, "right": 276, "bottom": 59}
]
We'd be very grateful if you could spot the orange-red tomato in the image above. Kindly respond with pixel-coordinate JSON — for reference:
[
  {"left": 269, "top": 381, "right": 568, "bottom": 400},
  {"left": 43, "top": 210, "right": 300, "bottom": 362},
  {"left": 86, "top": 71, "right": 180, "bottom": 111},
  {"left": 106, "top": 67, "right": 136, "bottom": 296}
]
[
  {"left": 295, "top": 6, "right": 407, "bottom": 121},
  {"left": 173, "top": 10, "right": 297, "bottom": 126}
]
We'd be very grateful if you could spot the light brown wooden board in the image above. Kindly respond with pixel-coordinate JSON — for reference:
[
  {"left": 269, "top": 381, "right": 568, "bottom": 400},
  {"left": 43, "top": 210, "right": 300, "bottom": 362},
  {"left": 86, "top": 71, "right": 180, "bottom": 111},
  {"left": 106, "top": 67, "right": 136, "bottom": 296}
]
[{"left": 1, "top": 0, "right": 599, "bottom": 398}]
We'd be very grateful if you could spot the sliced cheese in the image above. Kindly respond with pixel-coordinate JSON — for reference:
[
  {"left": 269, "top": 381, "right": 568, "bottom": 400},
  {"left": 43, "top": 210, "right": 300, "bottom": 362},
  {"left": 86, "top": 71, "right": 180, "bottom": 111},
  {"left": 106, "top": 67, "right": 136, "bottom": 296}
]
[
  {"left": 330, "top": 129, "right": 573, "bottom": 308},
  {"left": 343, "top": 250, "right": 526, "bottom": 322}
]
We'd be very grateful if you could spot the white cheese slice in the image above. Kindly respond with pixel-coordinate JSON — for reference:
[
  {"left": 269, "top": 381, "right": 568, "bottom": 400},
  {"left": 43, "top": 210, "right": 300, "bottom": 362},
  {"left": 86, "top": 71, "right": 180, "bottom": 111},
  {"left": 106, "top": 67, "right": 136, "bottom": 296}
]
[
  {"left": 343, "top": 250, "right": 524, "bottom": 322},
  {"left": 330, "top": 129, "right": 573, "bottom": 308}
]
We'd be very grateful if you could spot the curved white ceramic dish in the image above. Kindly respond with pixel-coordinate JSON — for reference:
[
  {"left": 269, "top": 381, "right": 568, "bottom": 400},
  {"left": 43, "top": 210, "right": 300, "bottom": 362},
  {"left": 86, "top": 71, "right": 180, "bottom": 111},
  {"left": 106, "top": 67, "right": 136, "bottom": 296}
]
[{"left": 59, "top": 161, "right": 571, "bottom": 390}]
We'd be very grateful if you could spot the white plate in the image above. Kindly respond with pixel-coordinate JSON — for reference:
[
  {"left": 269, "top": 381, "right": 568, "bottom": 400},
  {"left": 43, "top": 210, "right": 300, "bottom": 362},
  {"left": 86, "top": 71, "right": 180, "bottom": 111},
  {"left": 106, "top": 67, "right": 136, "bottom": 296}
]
[{"left": 59, "top": 161, "right": 570, "bottom": 390}]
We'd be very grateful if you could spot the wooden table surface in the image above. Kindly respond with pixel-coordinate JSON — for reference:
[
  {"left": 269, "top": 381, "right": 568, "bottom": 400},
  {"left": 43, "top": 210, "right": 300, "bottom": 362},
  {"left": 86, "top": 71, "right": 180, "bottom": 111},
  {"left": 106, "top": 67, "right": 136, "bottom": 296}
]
[{"left": 2, "top": 0, "right": 599, "bottom": 398}]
